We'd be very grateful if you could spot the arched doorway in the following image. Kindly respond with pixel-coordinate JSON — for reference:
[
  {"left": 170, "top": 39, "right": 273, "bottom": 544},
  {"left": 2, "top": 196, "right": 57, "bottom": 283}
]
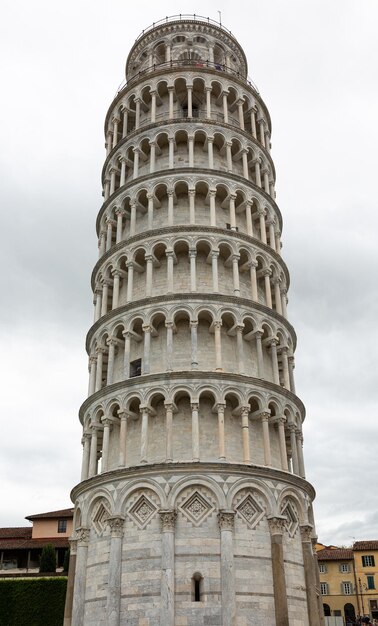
[
  {"left": 344, "top": 603, "right": 356, "bottom": 623},
  {"left": 323, "top": 604, "right": 331, "bottom": 616}
]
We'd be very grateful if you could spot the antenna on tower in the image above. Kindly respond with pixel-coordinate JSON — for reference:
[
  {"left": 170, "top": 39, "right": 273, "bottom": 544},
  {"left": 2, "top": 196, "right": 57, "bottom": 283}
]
[{"left": 218, "top": 10, "right": 222, "bottom": 25}]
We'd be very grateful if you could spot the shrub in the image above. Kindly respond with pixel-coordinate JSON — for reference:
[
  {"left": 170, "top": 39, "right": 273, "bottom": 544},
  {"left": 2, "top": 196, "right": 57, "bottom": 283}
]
[
  {"left": 0, "top": 577, "right": 67, "bottom": 626},
  {"left": 39, "top": 543, "right": 57, "bottom": 573}
]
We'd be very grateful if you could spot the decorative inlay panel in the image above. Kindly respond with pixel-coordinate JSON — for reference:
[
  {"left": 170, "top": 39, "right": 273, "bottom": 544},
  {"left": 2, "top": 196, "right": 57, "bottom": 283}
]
[
  {"left": 281, "top": 499, "right": 299, "bottom": 537},
  {"left": 128, "top": 494, "right": 158, "bottom": 529},
  {"left": 179, "top": 490, "right": 214, "bottom": 527},
  {"left": 236, "top": 493, "right": 265, "bottom": 529},
  {"left": 92, "top": 501, "right": 111, "bottom": 535}
]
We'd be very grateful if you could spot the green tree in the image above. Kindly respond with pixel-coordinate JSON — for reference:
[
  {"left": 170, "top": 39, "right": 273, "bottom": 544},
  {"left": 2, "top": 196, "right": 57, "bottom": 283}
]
[
  {"left": 62, "top": 549, "right": 70, "bottom": 573},
  {"left": 39, "top": 544, "right": 57, "bottom": 573}
]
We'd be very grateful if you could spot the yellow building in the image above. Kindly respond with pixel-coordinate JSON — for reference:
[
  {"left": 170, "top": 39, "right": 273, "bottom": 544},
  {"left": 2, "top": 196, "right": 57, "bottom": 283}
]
[
  {"left": 353, "top": 541, "right": 378, "bottom": 621},
  {"left": 317, "top": 547, "right": 357, "bottom": 623}
]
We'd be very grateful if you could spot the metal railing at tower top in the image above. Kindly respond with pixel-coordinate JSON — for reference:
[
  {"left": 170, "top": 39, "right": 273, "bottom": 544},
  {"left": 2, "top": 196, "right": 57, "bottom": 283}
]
[
  {"left": 134, "top": 14, "right": 235, "bottom": 42},
  {"left": 114, "top": 59, "right": 260, "bottom": 99}
]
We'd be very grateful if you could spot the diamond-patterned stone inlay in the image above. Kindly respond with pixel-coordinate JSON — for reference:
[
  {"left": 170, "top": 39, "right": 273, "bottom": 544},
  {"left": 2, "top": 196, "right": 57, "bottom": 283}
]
[
  {"left": 236, "top": 494, "right": 265, "bottom": 529},
  {"left": 281, "top": 501, "right": 299, "bottom": 537},
  {"left": 179, "top": 491, "right": 214, "bottom": 526},
  {"left": 92, "top": 502, "right": 110, "bottom": 536},
  {"left": 128, "top": 494, "right": 157, "bottom": 529}
]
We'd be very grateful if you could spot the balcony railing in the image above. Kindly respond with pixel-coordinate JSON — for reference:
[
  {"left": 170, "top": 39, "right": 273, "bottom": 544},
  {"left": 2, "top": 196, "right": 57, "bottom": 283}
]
[
  {"left": 134, "top": 14, "right": 236, "bottom": 42},
  {"left": 114, "top": 59, "right": 259, "bottom": 99}
]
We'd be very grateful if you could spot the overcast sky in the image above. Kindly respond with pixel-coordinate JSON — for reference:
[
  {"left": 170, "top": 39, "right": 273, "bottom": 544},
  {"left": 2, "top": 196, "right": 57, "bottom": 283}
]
[{"left": 0, "top": 0, "right": 377, "bottom": 546}]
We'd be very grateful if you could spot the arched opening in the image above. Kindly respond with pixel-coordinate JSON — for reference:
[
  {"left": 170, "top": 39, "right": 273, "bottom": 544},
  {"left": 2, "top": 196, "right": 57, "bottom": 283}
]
[
  {"left": 344, "top": 603, "right": 356, "bottom": 623},
  {"left": 323, "top": 604, "right": 331, "bottom": 617},
  {"left": 192, "top": 572, "right": 203, "bottom": 602}
]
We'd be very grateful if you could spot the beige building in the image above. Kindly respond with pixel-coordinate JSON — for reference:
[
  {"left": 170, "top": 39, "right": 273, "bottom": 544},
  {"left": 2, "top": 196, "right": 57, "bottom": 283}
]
[{"left": 66, "top": 15, "right": 324, "bottom": 626}]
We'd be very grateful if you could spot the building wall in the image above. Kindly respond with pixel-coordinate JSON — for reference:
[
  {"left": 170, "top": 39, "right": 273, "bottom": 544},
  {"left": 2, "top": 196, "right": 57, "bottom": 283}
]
[{"left": 32, "top": 518, "right": 73, "bottom": 539}]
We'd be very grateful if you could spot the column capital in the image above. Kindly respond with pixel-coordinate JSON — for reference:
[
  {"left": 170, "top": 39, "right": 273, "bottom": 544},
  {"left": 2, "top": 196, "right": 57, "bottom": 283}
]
[
  {"left": 235, "top": 324, "right": 244, "bottom": 333},
  {"left": 189, "top": 249, "right": 197, "bottom": 258},
  {"left": 165, "top": 321, "right": 174, "bottom": 329},
  {"left": 68, "top": 536, "right": 78, "bottom": 555},
  {"left": 240, "top": 405, "right": 250, "bottom": 417},
  {"left": 216, "top": 402, "right": 226, "bottom": 412},
  {"left": 261, "top": 268, "right": 272, "bottom": 277},
  {"left": 191, "top": 402, "right": 199, "bottom": 411},
  {"left": 218, "top": 510, "right": 235, "bottom": 531},
  {"left": 76, "top": 527, "right": 90, "bottom": 545},
  {"left": 89, "top": 355, "right": 97, "bottom": 365},
  {"left": 81, "top": 433, "right": 91, "bottom": 444},
  {"left": 211, "top": 249, "right": 219, "bottom": 258},
  {"left": 267, "top": 515, "right": 286, "bottom": 536},
  {"left": 260, "top": 411, "right": 270, "bottom": 422},
  {"left": 164, "top": 402, "right": 173, "bottom": 410},
  {"left": 159, "top": 509, "right": 177, "bottom": 532},
  {"left": 287, "top": 422, "right": 297, "bottom": 433},
  {"left": 257, "top": 207, "right": 266, "bottom": 216},
  {"left": 117, "top": 410, "right": 130, "bottom": 421},
  {"left": 213, "top": 320, "right": 222, "bottom": 329},
  {"left": 107, "top": 515, "right": 125, "bottom": 538},
  {"left": 300, "top": 524, "right": 314, "bottom": 542},
  {"left": 115, "top": 207, "right": 126, "bottom": 217},
  {"left": 95, "top": 346, "right": 107, "bottom": 356},
  {"left": 142, "top": 324, "right": 152, "bottom": 333},
  {"left": 190, "top": 320, "right": 198, "bottom": 329}
]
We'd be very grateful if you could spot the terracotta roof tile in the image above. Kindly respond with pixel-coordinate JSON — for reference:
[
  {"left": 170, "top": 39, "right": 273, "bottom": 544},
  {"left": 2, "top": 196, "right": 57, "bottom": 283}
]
[
  {"left": 353, "top": 541, "right": 378, "bottom": 551},
  {"left": 0, "top": 537, "right": 69, "bottom": 550},
  {"left": 25, "top": 508, "right": 74, "bottom": 521},
  {"left": 0, "top": 527, "right": 31, "bottom": 539},
  {"left": 317, "top": 548, "right": 353, "bottom": 560}
]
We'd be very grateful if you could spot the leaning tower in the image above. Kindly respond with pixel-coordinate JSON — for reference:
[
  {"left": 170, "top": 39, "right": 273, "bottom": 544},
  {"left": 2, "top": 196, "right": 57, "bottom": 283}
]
[{"left": 65, "top": 15, "right": 324, "bottom": 626}]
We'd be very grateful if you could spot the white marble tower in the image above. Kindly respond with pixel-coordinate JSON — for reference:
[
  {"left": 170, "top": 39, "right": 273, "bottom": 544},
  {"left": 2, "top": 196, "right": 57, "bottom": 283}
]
[{"left": 65, "top": 15, "right": 324, "bottom": 626}]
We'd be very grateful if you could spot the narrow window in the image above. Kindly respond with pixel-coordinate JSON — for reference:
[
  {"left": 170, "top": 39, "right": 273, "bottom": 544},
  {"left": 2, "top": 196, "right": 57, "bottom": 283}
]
[
  {"left": 367, "top": 575, "right": 375, "bottom": 590},
  {"left": 58, "top": 519, "right": 67, "bottom": 533},
  {"left": 362, "top": 555, "right": 375, "bottom": 567},
  {"left": 192, "top": 573, "right": 203, "bottom": 602},
  {"left": 130, "top": 358, "right": 142, "bottom": 378}
]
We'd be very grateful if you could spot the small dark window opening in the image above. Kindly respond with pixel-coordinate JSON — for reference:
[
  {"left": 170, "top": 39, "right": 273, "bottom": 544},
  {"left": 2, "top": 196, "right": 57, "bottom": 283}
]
[
  {"left": 182, "top": 104, "right": 199, "bottom": 118},
  {"left": 130, "top": 358, "right": 142, "bottom": 378},
  {"left": 58, "top": 519, "right": 67, "bottom": 533},
  {"left": 226, "top": 223, "right": 231, "bottom": 229},
  {"left": 192, "top": 573, "right": 203, "bottom": 602}
]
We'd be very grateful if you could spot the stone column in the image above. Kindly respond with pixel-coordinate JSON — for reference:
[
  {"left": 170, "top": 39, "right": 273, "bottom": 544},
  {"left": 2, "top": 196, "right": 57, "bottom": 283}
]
[
  {"left": 263, "top": 168, "right": 270, "bottom": 194},
  {"left": 126, "top": 262, "right": 134, "bottom": 302},
  {"left": 218, "top": 511, "right": 236, "bottom": 626},
  {"left": 142, "top": 325, "right": 151, "bottom": 374},
  {"left": 140, "top": 406, "right": 150, "bottom": 463},
  {"left": 251, "top": 108, "right": 257, "bottom": 138},
  {"left": 101, "top": 418, "right": 112, "bottom": 472},
  {"left": 277, "top": 417, "right": 289, "bottom": 471},
  {"left": 80, "top": 434, "right": 91, "bottom": 481},
  {"left": 190, "top": 321, "right": 198, "bottom": 370},
  {"left": 133, "top": 147, "right": 140, "bottom": 178},
  {"left": 222, "top": 92, "right": 229, "bottom": 124},
  {"left": 211, "top": 250, "right": 219, "bottom": 291},
  {"left": 267, "top": 516, "right": 290, "bottom": 626},
  {"left": 159, "top": 510, "right": 177, "bottom": 626},
  {"left": 259, "top": 119, "right": 266, "bottom": 147},
  {"left": 168, "top": 137, "right": 174, "bottom": 168},
  {"left": 300, "top": 525, "right": 321, "bottom": 626},
  {"left": 281, "top": 288, "right": 288, "bottom": 319},
  {"left": 207, "top": 136, "right": 214, "bottom": 168},
  {"left": 122, "top": 331, "right": 131, "bottom": 379},
  {"left": 209, "top": 190, "right": 216, "bottom": 226},
  {"left": 135, "top": 98, "right": 141, "bottom": 129},
  {"left": 214, "top": 321, "right": 222, "bottom": 371},
  {"left": 288, "top": 356, "right": 296, "bottom": 394},
  {"left": 71, "top": 527, "right": 90, "bottom": 626},
  {"left": 168, "top": 88, "right": 174, "bottom": 119},
  {"left": 115, "top": 209, "right": 125, "bottom": 243},
  {"left": 63, "top": 536, "right": 77, "bottom": 626},
  {"left": 187, "top": 188, "right": 195, "bottom": 224},
  {"left": 188, "top": 135, "right": 194, "bottom": 167},
  {"left": 255, "top": 331, "right": 264, "bottom": 378},
  {"left": 106, "top": 338, "right": 117, "bottom": 385},
  {"left": 263, "top": 269, "right": 272, "bottom": 308},
  {"left": 167, "top": 190, "right": 174, "bottom": 224},
  {"left": 191, "top": 402, "right": 200, "bottom": 461},
  {"left": 261, "top": 412, "right": 272, "bottom": 466},
  {"left": 236, "top": 325, "right": 245, "bottom": 374},
  {"left": 88, "top": 425, "right": 99, "bottom": 477},
  {"left": 246, "top": 202, "right": 253, "bottom": 235},
  {"left": 145, "top": 254, "right": 153, "bottom": 297},
  {"left": 288, "top": 423, "right": 299, "bottom": 474},
  {"left": 237, "top": 100, "right": 245, "bottom": 129},
  {"left": 226, "top": 141, "right": 233, "bottom": 172},
  {"left": 297, "top": 431, "right": 306, "bottom": 478},
  {"left": 99, "top": 231, "right": 106, "bottom": 257},
  {"left": 94, "top": 288, "right": 102, "bottom": 321},
  {"left": 166, "top": 250, "right": 174, "bottom": 292},
  {"left": 281, "top": 347, "right": 291, "bottom": 390},
  {"left": 258, "top": 208, "right": 267, "bottom": 243},
  {"left": 187, "top": 85, "right": 193, "bottom": 117},
  {"left": 189, "top": 249, "right": 197, "bottom": 291},
  {"left": 241, "top": 406, "right": 251, "bottom": 463},
  {"left": 164, "top": 403, "right": 173, "bottom": 462},
  {"left": 109, "top": 168, "right": 117, "bottom": 195},
  {"left": 242, "top": 150, "right": 249, "bottom": 179},
  {"left": 101, "top": 280, "right": 109, "bottom": 316},
  {"left": 165, "top": 321, "right": 174, "bottom": 372},
  {"left": 95, "top": 347, "right": 105, "bottom": 392},
  {"left": 250, "top": 262, "right": 258, "bottom": 301},
  {"left": 112, "top": 118, "right": 119, "bottom": 148},
  {"left": 106, "top": 219, "right": 114, "bottom": 251},
  {"left": 106, "top": 516, "right": 125, "bottom": 626},
  {"left": 274, "top": 279, "right": 283, "bottom": 315},
  {"left": 254, "top": 160, "right": 262, "bottom": 188},
  {"left": 149, "top": 141, "right": 156, "bottom": 173},
  {"left": 228, "top": 194, "right": 236, "bottom": 229},
  {"left": 122, "top": 108, "right": 128, "bottom": 138},
  {"left": 129, "top": 202, "right": 136, "bottom": 235},
  {"left": 118, "top": 411, "right": 128, "bottom": 467},
  {"left": 150, "top": 90, "right": 156, "bottom": 123},
  {"left": 206, "top": 87, "right": 211, "bottom": 118},
  {"left": 88, "top": 356, "right": 97, "bottom": 396},
  {"left": 104, "top": 179, "right": 110, "bottom": 201},
  {"left": 270, "top": 338, "right": 280, "bottom": 384},
  {"left": 119, "top": 158, "right": 126, "bottom": 187},
  {"left": 268, "top": 219, "right": 276, "bottom": 252},
  {"left": 147, "top": 193, "right": 154, "bottom": 229},
  {"left": 231, "top": 254, "right": 240, "bottom": 295},
  {"left": 217, "top": 403, "right": 226, "bottom": 460}
]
